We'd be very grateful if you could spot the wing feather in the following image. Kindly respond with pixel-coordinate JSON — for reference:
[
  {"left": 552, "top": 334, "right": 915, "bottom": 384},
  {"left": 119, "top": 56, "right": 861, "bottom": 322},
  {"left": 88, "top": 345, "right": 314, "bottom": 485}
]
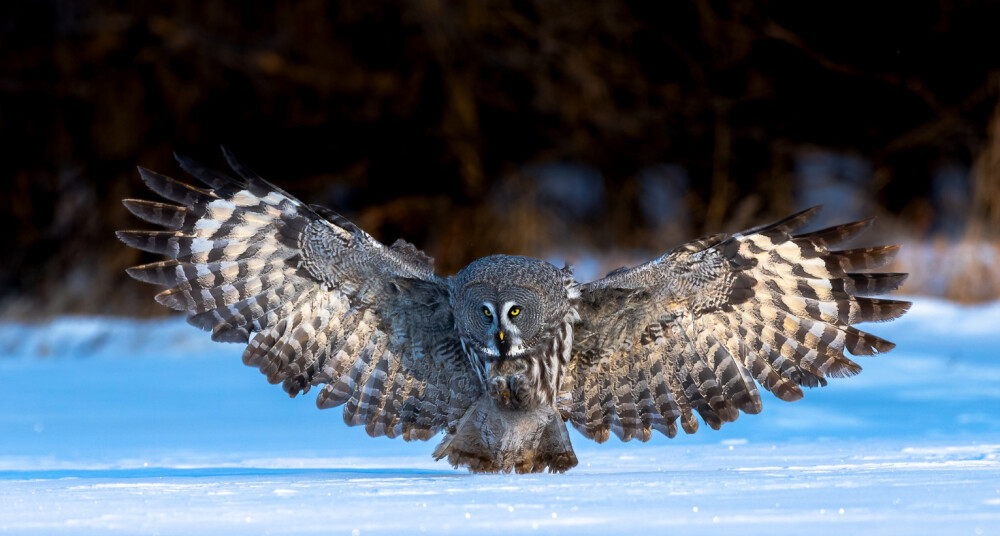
[
  {"left": 136, "top": 166, "right": 218, "bottom": 208},
  {"left": 122, "top": 199, "right": 198, "bottom": 229},
  {"left": 120, "top": 150, "right": 480, "bottom": 441},
  {"left": 566, "top": 207, "right": 909, "bottom": 441}
]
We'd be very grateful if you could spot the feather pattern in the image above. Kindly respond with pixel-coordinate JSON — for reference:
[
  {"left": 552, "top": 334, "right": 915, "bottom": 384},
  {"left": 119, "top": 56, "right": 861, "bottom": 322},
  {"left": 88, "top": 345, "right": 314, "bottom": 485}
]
[
  {"left": 564, "top": 206, "right": 910, "bottom": 442},
  {"left": 119, "top": 150, "right": 480, "bottom": 442}
]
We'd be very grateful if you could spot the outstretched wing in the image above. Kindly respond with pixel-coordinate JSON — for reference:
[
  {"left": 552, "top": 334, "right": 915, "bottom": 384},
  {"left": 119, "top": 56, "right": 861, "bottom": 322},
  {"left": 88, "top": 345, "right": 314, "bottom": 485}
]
[
  {"left": 118, "top": 149, "right": 480, "bottom": 440},
  {"left": 563, "top": 207, "right": 910, "bottom": 443}
]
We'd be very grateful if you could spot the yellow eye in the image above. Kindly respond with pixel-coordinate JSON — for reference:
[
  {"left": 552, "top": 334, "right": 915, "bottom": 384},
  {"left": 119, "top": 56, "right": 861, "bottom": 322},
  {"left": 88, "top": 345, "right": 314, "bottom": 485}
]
[
  {"left": 509, "top": 307, "right": 521, "bottom": 317},
  {"left": 482, "top": 306, "right": 492, "bottom": 317}
]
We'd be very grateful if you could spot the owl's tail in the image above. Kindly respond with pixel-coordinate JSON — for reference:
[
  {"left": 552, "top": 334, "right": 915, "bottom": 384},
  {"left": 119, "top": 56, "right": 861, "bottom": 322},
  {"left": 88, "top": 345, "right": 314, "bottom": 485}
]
[{"left": 433, "top": 399, "right": 578, "bottom": 474}]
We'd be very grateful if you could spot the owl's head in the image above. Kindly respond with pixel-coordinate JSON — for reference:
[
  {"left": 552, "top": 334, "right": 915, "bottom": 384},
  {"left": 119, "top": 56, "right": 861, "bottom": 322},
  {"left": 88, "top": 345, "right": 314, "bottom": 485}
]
[{"left": 452, "top": 255, "right": 568, "bottom": 361}]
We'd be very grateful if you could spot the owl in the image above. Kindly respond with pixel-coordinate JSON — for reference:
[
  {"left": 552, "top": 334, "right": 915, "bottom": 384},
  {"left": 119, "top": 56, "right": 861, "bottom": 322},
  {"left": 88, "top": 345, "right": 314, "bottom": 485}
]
[{"left": 118, "top": 149, "right": 910, "bottom": 473}]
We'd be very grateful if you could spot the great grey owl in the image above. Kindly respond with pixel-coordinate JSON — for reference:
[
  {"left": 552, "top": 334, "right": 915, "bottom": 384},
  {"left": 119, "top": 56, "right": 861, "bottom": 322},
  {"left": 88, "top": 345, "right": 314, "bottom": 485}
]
[{"left": 118, "top": 149, "right": 910, "bottom": 473}]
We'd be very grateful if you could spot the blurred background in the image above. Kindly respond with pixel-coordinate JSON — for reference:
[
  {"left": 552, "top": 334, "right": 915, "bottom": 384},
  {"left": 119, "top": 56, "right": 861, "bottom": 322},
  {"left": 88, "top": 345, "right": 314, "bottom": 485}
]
[{"left": 3, "top": 0, "right": 1000, "bottom": 318}]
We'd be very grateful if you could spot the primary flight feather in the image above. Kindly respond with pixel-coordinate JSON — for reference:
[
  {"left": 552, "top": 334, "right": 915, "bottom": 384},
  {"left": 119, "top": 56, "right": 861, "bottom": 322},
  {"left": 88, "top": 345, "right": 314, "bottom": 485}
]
[{"left": 119, "top": 149, "right": 910, "bottom": 473}]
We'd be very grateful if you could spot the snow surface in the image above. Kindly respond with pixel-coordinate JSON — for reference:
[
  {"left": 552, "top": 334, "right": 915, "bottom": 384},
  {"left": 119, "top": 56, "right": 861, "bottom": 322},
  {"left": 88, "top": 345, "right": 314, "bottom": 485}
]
[{"left": 1, "top": 298, "right": 999, "bottom": 535}]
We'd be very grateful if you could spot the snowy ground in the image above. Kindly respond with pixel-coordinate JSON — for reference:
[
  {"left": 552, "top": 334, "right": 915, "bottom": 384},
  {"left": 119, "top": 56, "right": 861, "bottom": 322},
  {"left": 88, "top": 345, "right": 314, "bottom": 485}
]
[{"left": 1, "top": 298, "right": 998, "bottom": 535}]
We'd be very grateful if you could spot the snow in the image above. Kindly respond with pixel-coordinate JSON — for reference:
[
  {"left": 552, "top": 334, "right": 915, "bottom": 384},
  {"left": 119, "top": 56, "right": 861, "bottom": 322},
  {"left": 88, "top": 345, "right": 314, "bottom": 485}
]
[{"left": 1, "top": 298, "right": 999, "bottom": 535}]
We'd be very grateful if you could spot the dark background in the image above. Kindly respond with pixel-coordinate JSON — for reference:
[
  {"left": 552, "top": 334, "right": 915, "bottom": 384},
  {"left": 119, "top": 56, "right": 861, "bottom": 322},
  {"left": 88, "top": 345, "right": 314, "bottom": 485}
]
[{"left": 3, "top": 0, "right": 999, "bottom": 317}]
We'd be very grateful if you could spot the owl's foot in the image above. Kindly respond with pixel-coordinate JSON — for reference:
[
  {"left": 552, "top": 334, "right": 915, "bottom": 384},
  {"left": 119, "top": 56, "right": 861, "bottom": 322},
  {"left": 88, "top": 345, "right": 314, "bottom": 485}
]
[{"left": 489, "top": 374, "right": 532, "bottom": 410}]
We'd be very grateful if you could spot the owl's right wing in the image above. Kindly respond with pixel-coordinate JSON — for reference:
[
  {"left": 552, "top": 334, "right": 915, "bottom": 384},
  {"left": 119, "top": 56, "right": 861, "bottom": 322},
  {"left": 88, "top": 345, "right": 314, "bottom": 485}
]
[
  {"left": 564, "top": 207, "right": 910, "bottom": 442},
  {"left": 118, "top": 149, "right": 480, "bottom": 441}
]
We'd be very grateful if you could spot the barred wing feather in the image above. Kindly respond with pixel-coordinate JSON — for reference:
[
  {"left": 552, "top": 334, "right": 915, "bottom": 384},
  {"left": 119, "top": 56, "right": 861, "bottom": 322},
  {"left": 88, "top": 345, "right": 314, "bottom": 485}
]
[
  {"left": 565, "top": 207, "right": 910, "bottom": 443},
  {"left": 118, "top": 149, "right": 479, "bottom": 441}
]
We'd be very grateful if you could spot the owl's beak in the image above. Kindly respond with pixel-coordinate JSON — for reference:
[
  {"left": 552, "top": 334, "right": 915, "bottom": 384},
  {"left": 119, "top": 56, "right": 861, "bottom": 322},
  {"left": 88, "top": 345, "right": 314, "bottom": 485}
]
[{"left": 496, "top": 330, "right": 510, "bottom": 358}]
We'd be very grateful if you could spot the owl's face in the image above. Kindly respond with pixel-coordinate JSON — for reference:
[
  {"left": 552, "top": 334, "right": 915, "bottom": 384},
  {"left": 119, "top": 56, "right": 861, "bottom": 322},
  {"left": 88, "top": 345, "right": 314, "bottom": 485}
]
[
  {"left": 453, "top": 255, "right": 566, "bottom": 361},
  {"left": 458, "top": 282, "right": 545, "bottom": 359}
]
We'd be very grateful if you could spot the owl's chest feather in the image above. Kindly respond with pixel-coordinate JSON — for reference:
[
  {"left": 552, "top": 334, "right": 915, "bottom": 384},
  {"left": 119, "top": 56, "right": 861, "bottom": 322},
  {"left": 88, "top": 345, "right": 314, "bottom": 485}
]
[{"left": 478, "top": 313, "right": 576, "bottom": 410}]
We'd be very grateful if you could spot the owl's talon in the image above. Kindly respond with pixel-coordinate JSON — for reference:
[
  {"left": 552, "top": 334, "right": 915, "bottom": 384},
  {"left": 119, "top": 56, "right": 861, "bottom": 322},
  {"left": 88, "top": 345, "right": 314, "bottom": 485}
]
[
  {"left": 490, "top": 374, "right": 532, "bottom": 410},
  {"left": 489, "top": 376, "right": 509, "bottom": 404},
  {"left": 507, "top": 374, "right": 531, "bottom": 409}
]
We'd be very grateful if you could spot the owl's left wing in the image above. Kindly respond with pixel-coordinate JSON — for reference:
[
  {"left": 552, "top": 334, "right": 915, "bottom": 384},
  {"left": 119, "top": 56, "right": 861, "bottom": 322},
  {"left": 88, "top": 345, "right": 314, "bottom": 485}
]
[
  {"left": 118, "top": 149, "right": 479, "bottom": 441},
  {"left": 563, "top": 207, "right": 910, "bottom": 442}
]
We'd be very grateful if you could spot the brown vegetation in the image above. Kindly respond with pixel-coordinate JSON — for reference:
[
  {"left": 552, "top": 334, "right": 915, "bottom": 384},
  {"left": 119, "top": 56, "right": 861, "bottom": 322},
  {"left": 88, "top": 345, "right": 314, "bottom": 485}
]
[{"left": 2, "top": 0, "right": 999, "bottom": 317}]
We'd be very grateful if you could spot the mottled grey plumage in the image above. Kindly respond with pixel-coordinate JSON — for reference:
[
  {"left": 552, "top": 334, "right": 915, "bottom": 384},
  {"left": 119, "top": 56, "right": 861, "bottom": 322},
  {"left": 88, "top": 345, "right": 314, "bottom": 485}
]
[{"left": 120, "top": 150, "right": 910, "bottom": 473}]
